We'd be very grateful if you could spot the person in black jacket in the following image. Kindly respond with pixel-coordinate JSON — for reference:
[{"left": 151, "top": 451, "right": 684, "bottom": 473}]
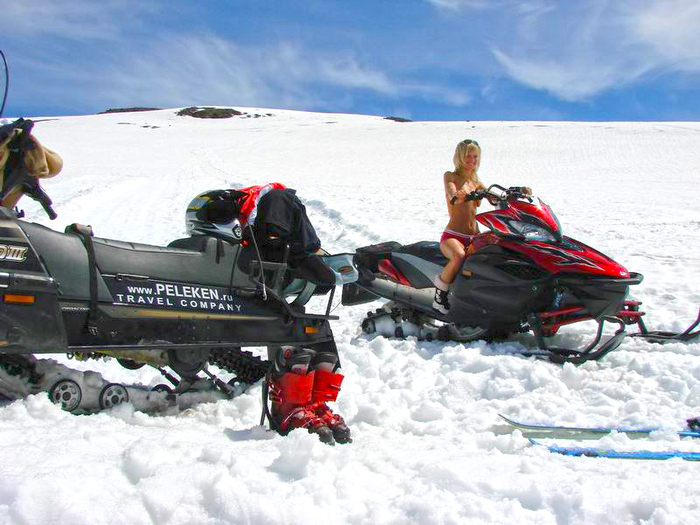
[{"left": 254, "top": 185, "right": 322, "bottom": 262}]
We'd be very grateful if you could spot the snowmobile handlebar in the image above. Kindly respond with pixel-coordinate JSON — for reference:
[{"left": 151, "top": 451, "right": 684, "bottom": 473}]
[
  {"left": 457, "top": 184, "right": 533, "bottom": 205},
  {"left": 20, "top": 175, "right": 57, "bottom": 220}
]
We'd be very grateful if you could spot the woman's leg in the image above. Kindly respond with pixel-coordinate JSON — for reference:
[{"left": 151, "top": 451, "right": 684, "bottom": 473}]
[
  {"left": 439, "top": 238, "right": 467, "bottom": 284},
  {"left": 433, "top": 239, "right": 466, "bottom": 314}
]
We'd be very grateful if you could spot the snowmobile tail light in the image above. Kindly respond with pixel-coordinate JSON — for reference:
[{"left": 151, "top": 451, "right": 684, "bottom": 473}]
[
  {"left": 3, "top": 293, "right": 35, "bottom": 304},
  {"left": 304, "top": 325, "right": 321, "bottom": 334}
]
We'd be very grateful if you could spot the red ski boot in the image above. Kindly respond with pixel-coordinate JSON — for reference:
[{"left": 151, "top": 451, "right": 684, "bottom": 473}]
[
  {"left": 310, "top": 352, "right": 352, "bottom": 444},
  {"left": 266, "top": 348, "right": 335, "bottom": 445}
]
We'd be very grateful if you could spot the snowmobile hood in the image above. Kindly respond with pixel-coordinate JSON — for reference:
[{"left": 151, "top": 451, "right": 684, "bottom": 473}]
[{"left": 501, "top": 236, "right": 631, "bottom": 278}]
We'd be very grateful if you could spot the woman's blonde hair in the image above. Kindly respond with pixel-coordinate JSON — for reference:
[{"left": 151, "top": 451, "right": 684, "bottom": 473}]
[{"left": 449, "top": 139, "right": 482, "bottom": 189}]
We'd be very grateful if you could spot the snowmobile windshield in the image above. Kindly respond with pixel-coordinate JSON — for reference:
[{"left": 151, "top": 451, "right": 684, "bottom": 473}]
[{"left": 508, "top": 220, "right": 558, "bottom": 243}]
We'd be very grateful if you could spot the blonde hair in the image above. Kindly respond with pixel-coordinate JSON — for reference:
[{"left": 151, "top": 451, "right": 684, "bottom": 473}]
[{"left": 450, "top": 139, "right": 482, "bottom": 185}]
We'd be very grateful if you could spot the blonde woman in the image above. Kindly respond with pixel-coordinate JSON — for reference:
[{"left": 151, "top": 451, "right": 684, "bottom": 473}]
[{"left": 433, "top": 139, "right": 487, "bottom": 314}]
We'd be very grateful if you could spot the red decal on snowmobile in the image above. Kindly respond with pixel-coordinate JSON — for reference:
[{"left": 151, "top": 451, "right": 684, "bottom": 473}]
[
  {"left": 378, "top": 258, "right": 411, "bottom": 286},
  {"left": 478, "top": 210, "right": 515, "bottom": 235},
  {"left": 500, "top": 239, "right": 630, "bottom": 277}
]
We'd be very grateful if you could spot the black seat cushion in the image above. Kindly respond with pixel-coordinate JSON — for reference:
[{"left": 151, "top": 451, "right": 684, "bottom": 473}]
[
  {"left": 396, "top": 241, "right": 448, "bottom": 267},
  {"left": 91, "top": 235, "right": 244, "bottom": 287},
  {"left": 355, "top": 241, "right": 403, "bottom": 272}
]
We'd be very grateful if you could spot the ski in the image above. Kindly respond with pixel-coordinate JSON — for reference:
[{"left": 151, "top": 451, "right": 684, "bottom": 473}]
[
  {"left": 499, "top": 414, "right": 700, "bottom": 439},
  {"left": 529, "top": 438, "right": 700, "bottom": 461}
]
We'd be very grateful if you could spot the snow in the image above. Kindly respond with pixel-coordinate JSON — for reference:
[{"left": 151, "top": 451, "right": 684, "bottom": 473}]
[{"left": 1, "top": 108, "right": 700, "bottom": 524}]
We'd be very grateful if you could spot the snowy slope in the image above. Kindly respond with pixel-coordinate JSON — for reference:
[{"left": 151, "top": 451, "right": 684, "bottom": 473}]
[{"left": 1, "top": 108, "right": 700, "bottom": 525}]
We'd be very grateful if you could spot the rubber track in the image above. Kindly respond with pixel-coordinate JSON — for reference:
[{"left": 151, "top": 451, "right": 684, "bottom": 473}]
[{"left": 208, "top": 347, "right": 269, "bottom": 384}]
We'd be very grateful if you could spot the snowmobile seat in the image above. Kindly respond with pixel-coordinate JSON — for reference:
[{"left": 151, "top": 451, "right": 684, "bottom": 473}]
[
  {"left": 355, "top": 241, "right": 403, "bottom": 272},
  {"left": 167, "top": 236, "right": 213, "bottom": 252},
  {"left": 395, "top": 241, "right": 448, "bottom": 267},
  {"left": 12, "top": 222, "right": 248, "bottom": 299},
  {"left": 91, "top": 235, "right": 245, "bottom": 288}
]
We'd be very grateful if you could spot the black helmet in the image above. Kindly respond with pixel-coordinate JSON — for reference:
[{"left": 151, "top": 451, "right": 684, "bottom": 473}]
[{"left": 185, "top": 189, "right": 245, "bottom": 240}]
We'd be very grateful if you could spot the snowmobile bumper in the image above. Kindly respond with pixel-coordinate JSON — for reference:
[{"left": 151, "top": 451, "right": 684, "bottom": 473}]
[
  {"left": 537, "top": 315, "right": 628, "bottom": 365},
  {"left": 555, "top": 272, "right": 644, "bottom": 320},
  {"left": 526, "top": 273, "right": 641, "bottom": 364}
]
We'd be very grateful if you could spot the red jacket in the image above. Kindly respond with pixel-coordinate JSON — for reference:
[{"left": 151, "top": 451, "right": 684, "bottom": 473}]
[{"left": 236, "top": 182, "right": 286, "bottom": 227}]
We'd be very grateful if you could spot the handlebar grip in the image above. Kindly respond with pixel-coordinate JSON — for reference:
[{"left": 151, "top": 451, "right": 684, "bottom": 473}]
[
  {"left": 21, "top": 180, "right": 58, "bottom": 220},
  {"left": 42, "top": 202, "right": 58, "bottom": 220},
  {"left": 452, "top": 190, "right": 486, "bottom": 204},
  {"left": 465, "top": 192, "right": 480, "bottom": 201},
  {"left": 35, "top": 190, "right": 57, "bottom": 220}
]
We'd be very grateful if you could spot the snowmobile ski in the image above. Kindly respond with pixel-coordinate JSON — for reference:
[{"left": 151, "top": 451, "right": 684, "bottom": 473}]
[
  {"left": 500, "top": 414, "right": 700, "bottom": 439},
  {"left": 529, "top": 438, "right": 700, "bottom": 461},
  {"left": 628, "top": 306, "right": 700, "bottom": 343}
]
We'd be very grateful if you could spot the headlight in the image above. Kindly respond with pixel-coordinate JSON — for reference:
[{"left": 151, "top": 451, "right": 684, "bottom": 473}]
[{"left": 509, "top": 221, "right": 557, "bottom": 243}]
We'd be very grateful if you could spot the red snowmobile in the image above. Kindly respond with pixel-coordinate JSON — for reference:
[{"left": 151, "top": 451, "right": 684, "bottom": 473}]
[{"left": 343, "top": 185, "right": 699, "bottom": 364}]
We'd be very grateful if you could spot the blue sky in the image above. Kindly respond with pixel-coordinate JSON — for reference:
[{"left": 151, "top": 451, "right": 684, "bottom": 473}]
[{"left": 3, "top": 0, "right": 700, "bottom": 121}]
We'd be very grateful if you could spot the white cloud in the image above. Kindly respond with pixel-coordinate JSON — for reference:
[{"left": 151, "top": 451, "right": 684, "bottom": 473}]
[
  {"left": 6, "top": 0, "right": 474, "bottom": 114},
  {"left": 315, "top": 57, "right": 398, "bottom": 95},
  {"left": 4, "top": 0, "right": 161, "bottom": 41},
  {"left": 33, "top": 34, "right": 470, "bottom": 113},
  {"left": 424, "top": 0, "right": 700, "bottom": 102},
  {"left": 18, "top": 0, "right": 698, "bottom": 115},
  {"left": 488, "top": 1, "right": 700, "bottom": 101},
  {"left": 491, "top": 48, "right": 650, "bottom": 102},
  {"left": 627, "top": 0, "right": 700, "bottom": 72},
  {"left": 426, "top": 0, "right": 553, "bottom": 13},
  {"left": 484, "top": 2, "right": 646, "bottom": 101},
  {"left": 426, "top": 0, "right": 493, "bottom": 10}
]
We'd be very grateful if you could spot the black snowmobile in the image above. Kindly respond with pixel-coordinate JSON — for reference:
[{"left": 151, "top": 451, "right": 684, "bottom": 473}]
[
  {"left": 0, "top": 119, "right": 357, "bottom": 412},
  {"left": 342, "top": 185, "right": 699, "bottom": 364}
]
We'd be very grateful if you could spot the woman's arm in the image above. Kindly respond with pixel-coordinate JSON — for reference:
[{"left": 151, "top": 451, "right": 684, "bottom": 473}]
[
  {"left": 444, "top": 172, "right": 458, "bottom": 203},
  {"left": 474, "top": 180, "right": 489, "bottom": 207}
]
